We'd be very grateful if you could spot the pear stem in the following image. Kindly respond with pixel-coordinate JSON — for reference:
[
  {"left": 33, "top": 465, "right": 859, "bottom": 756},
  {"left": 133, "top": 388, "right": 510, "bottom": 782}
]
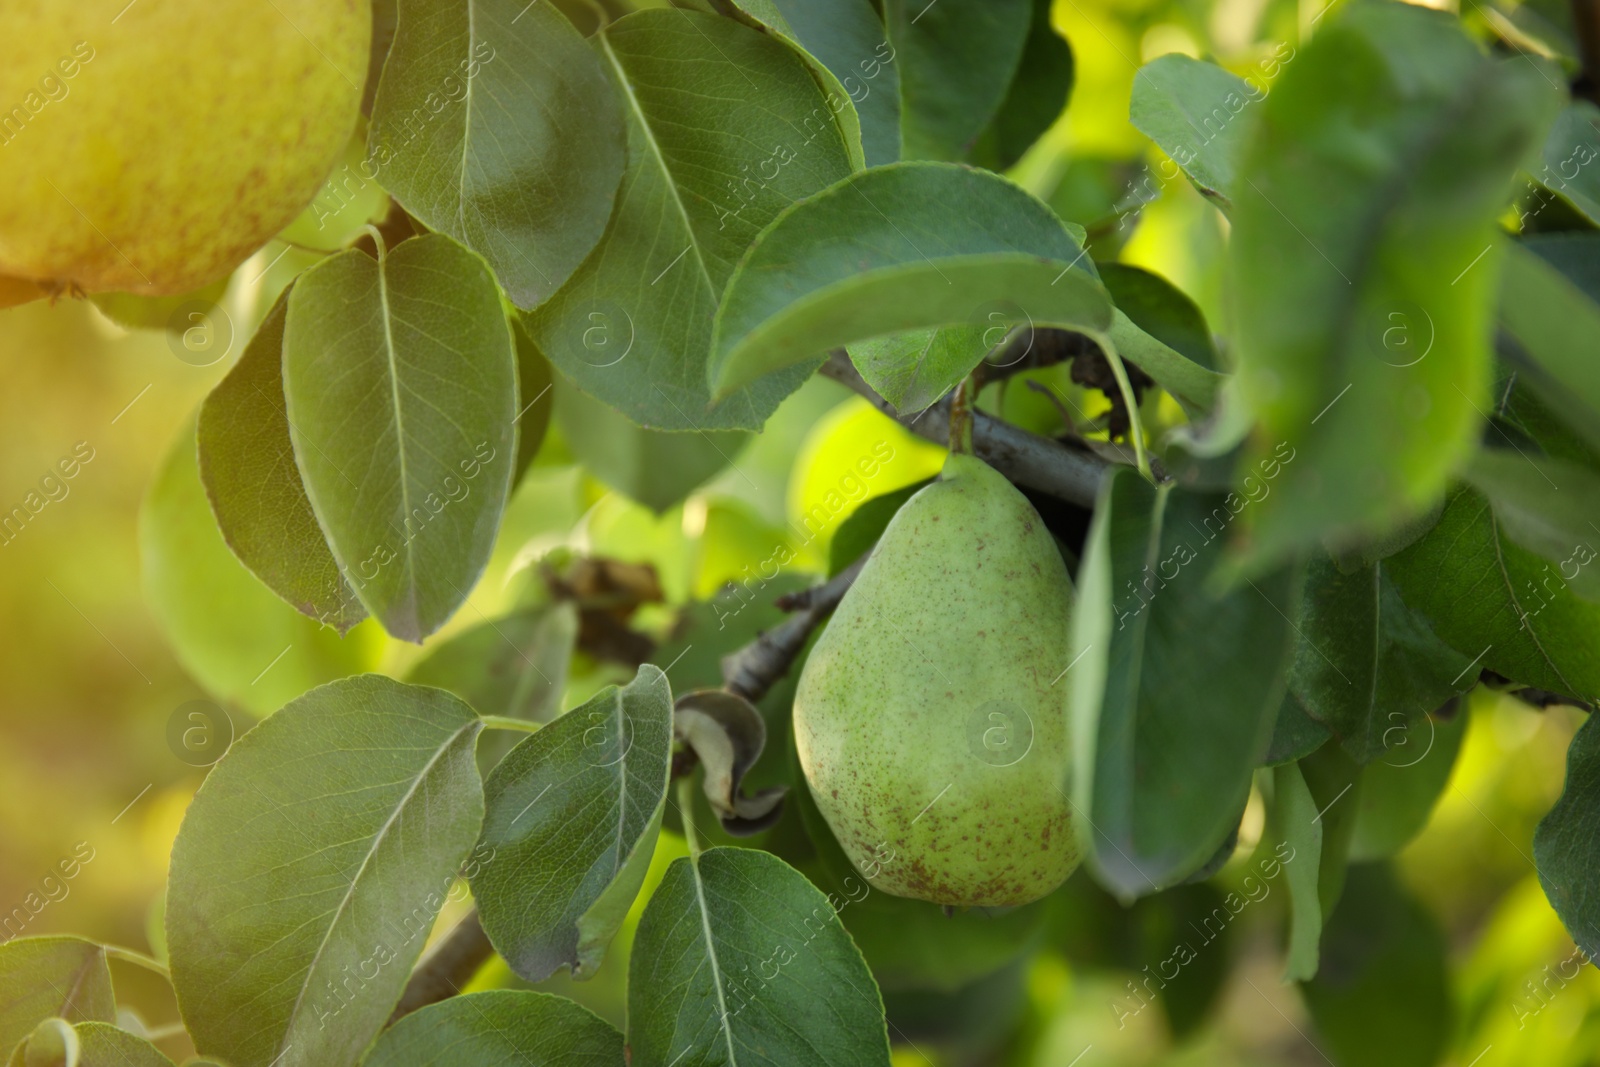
[
  {"left": 948, "top": 373, "right": 978, "bottom": 455},
  {"left": 1093, "top": 332, "right": 1151, "bottom": 480},
  {"left": 678, "top": 775, "right": 703, "bottom": 858}
]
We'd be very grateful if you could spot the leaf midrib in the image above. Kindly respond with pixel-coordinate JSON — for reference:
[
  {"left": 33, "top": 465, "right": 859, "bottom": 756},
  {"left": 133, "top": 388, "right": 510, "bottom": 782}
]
[
  {"left": 273, "top": 717, "right": 479, "bottom": 1059},
  {"left": 687, "top": 855, "right": 741, "bottom": 1067},
  {"left": 374, "top": 251, "right": 419, "bottom": 633},
  {"left": 597, "top": 31, "right": 717, "bottom": 296}
]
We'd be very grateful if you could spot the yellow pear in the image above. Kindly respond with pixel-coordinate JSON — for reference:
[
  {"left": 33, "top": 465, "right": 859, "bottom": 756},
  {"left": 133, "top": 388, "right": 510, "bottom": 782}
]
[
  {"left": 794, "top": 452, "right": 1081, "bottom": 907},
  {"left": 0, "top": 0, "right": 368, "bottom": 296}
]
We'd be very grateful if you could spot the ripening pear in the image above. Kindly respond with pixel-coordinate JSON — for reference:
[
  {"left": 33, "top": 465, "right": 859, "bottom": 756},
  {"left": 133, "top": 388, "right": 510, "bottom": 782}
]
[
  {"left": 794, "top": 452, "right": 1081, "bottom": 907},
  {"left": 0, "top": 0, "right": 369, "bottom": 296}
]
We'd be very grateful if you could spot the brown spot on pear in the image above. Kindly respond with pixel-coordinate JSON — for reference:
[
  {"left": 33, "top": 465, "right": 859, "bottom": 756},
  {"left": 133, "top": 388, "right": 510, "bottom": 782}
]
[{"left": 794, "top": 452, "right": 1081, "bottom": 906}]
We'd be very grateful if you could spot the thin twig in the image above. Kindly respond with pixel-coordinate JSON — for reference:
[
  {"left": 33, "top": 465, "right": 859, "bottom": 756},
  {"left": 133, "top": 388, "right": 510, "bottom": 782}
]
[
  {"left": 721, "top": 557, "right": 866, "bottom": 703},
  {"left": 819, "top": 350, "right": 1112, "bottom": 508},
  {"left": 389, "top": 910, "right": 494, "bottom": 1023}
]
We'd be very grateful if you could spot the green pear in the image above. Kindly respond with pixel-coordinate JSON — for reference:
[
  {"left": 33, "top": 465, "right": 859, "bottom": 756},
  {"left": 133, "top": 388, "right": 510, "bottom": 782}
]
[
  {"left": 794, "top": 452, "right": 1081, "bottom": 907},
  {"left": 0, "top": 0, "right": 368, "bottom": 296}
]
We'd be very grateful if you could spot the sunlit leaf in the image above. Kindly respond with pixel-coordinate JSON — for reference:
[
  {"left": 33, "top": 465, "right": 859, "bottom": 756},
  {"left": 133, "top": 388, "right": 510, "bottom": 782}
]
[
  {"left": 368, "top": 0, "right": 626, "bottom": 308},
  {"left": 471, "top": 665, "right": 673, "bottom": 982},
  {"left": 0, "top": 938, "right": 114, "bottom": 1056},
  {"left": 1230, "top": 3, "right": 1560, "bottom": 566},
  {"left": 1130, "top": 54, "right": 1260, "bottom": 209},
  {"left": 1269, "top": 761, "right": 1322, "bottom": 982},
  {"left": 283, "top": 234, "right": 517, "bottom": 642},
  {"left": 168, "top": 676, "right": 485, "bottom": 1067}
]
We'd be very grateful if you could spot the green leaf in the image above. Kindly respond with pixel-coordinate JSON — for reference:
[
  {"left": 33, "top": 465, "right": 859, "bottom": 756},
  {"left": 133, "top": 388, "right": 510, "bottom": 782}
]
[
  {"left": 525, "top": 9, "right": 857, "bottom": 431},
  {"left": 11, "top": 1022, "right": 176, "bottom": 1067},
  {"left": 1129, "top": 54, "right": 1261, "bottom": 210},
  {"left": 1098, "top": 264, "right": 1219, "bottom": 373},
  {"left": 141, "top": 416, "right": 375, "bottom": 716},
  {"left": 0, "top": 938, "right": 114, "bottom": 1056},
  {"left": 968, "top": 0, "right": 1073, "bottom": 171},
  {"left": 360, "top": 991, "right": 622, "bottom": 1066},
  {"left": 1300, "top": 863, "right": 1451, "bottom": 1067},
  {"left": 1289, "top": 555, "right": 1471, "bottom": 764},
  {"left": 884, "top": 0, "right": 1030, "bottom": 161},
  {"left": 1500, "top": 239, "right": 1600, "bottom": 453},
  {"left": 197, "top": 287, "right": 365, "bottom": 632},
  {"left": 1528, "top": 101, "right": 1600, "bottom": 225},
  {"left": 1349, "top": 707, "right": 1466, "bottom": 861},
  {"left": 1387, "top": 486, "right": 1600, "bottom": 699},
  {"left": 827, "top": 478, "right": 932, "bottom": 576},
  {"left": 1269, "top": 762, "right": 1323, "bottom": 982},
  {"left": 728, "top": 0, "right": 898, "bottom": 167},
  {"left": 1535, "top": 711, "right": 1600, "bottom": 959},
  {"left": 471, "top": 665, "right": 673, "bottom": 982},
  {"left": 1263, "top": 691, "right": 1331, "bottom": 767},
  {"left": 628, "top": 847, "right": 892, "bottom": 1067},
  {"left": 1069, "top": 467, "right": 1296, "bottom": 898},
  {"left": 1464, "top": 447, "right": 1600, "bottom": 602},
  {"left": 709, "top": 162, "right": 1112, "bottom": 399},
  {"left": 368, "top": 0, "right": 626, "bottom": 308},
  {"left": 283, "top": 234, "right": 518, "bottom": 643},
  {"left": 168, "top": 676, "right": 485, "bottom": 1067},
  {"left": 1230, "top": 3, "right": 1561, "bottom": 565},
  {"left": 846, "top": 324, "right": 990, "bottom": 416},
  {"left": 553, "top": 374, "right": 751, "bottom": 513}
]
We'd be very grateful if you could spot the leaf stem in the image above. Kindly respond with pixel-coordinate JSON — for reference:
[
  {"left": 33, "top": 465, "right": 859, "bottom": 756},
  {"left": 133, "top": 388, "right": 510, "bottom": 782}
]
[
  {"left": 362, "top": 223, "right": 389, "bottom": 262},
  {"left": 103, "top": 944, "right": 170, "bottom": 979},
  {"left": 1094, "top": 332, "right": 1151, "bottom": 480},
  {"left": 480, "top": 715, "right": 543, "bottom": 734},
  {"left": 677, "top": 775, "right": 703, "bottom": 858}
]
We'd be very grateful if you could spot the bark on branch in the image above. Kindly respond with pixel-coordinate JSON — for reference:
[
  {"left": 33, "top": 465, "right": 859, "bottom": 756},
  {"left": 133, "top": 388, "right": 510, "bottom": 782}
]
[
  {"left": 389, "top": 910, "right": 494, "bottom": 1023},
  {"left": 819, "top": 350, "right": 1111, "bottom": 508},
  {"left": 720, "top": 556, "right": 866, "bottom": 703}
]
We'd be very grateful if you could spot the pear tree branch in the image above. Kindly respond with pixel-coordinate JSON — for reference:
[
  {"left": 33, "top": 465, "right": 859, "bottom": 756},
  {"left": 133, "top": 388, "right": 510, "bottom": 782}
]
[
  {"left": 818, "top": 350, "right": 1111, "bottom": 508},
  {"left": 720, "top": 556, "right": 866, "bottom": 703}
]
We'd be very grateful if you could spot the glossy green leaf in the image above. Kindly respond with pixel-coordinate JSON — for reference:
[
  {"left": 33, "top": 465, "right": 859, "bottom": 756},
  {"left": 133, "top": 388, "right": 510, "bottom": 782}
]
[
  {"left": 884, "top": 0, "right": 1029, "bottom": 161},
  {"left": 728, "top": 0, "right": 897, "bottom": 167},
  {"left": 847, "top": 324, "right": 990, "bottom": 416},
  {"left": 361, "top": 991, "right": 622, "bottom": 1066},
  {"left": 471, "top": 665, "right": 672, "bottom": 982},
  {"left": 1528, "top": 101, "right": 1600, "bottom": 225},
  {"left": 553, "top": 374, "right": 750, "bottom": 513},
  {"left": 11, "top": 1022, "right": 175, "bottom": 1067},
  {"left": 1301, "top": 863, "right": 1451, "bottom": 1067},
  {"left": 1069, "top": 467, "right": 1296, "bottom": 898},
  {"left": 1349, "top": 707, "right": 1466, "bottom": 862},
  {"left": 628, "top": 847, "right": 892, "bottom": 1067},
  {"left": 526, "top": 9, "right": 857, "bottom": 431},
  {"left": 1129, "top": 54, "right": 1259, "bottom": 209},
  {"left": 197, "top": 287, "right": 365, "bottom": 632},
  {"left": 1098, "top": 264, "right": 1219, "bottom": 373},
  {"left": 168, "top": 676, "right": 485, "bottom": 1067},
  {"left": 283, "top": 234, "right": 518, "bottom": 643},
  {"left": 1535, "top": 711, "right": 1600, "bottom": 959},
  {"left": 1388, "top": 486, "right": 1600, "bottom": 700},
  {"left": 368, "top": 0, "right": 626, "bottom": 308},
  {"left": 968, "top": 0, "right": 1073, "bottom": 171},
  {"left": 1230, "top": 3, "right": 1560, "bottom": 565},
  {"left": 709, "top": 162, "right": 1112, "bottom": 398},
  {"left": 1289, "top": 555, "right": 1471, "bottom": 764},
  {"left": 0, "top": 938, "right": 114, "bottom": 1056},
  {"left": 1464, "top": 448, "right": 1600, "bottom": 602},
  {"left": 141, "top": 417, "right": 375, "bottom": 717},
  {"left": 1269, "top": 762, "right": 1322, "bottom": 982}
]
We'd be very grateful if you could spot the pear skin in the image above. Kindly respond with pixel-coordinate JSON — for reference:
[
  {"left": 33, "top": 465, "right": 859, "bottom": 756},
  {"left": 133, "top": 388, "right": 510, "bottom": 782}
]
[
  {"left": 794, "top": 452, "right": 1081, "bottom": 906},
  {"left": 0, "top": 1, "right": 367, "bottom": 295}
]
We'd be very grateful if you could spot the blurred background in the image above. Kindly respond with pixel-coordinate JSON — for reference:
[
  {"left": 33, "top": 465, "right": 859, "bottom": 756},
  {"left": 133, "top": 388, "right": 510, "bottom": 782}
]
[{"left": 2, "top": 0, "right": 1595, "bottom": 1063}]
